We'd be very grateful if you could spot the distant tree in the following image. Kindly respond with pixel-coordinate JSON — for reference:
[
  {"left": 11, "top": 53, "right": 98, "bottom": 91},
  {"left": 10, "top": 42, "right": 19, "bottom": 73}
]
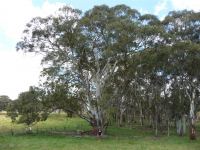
[
  {"left": 163, "top": 10, "right": 200, "bottom": 139},
  {"left": 7, "top": 86, "right": 48, "bottom": 132},
  {"left": 0, "top": 95, "right": 11, "bottom": 111}
]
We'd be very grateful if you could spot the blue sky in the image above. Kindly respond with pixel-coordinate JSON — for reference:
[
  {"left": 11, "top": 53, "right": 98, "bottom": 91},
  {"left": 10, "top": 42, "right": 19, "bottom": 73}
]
[
  {"left": 0, "top": 0, "right": 175, "bottom": 50},
  {"left": 32, "top": 0, "right": 172, "bottom": 17},
  {"left": 0, "top": 0, "right": 200, "bottom": 99}
]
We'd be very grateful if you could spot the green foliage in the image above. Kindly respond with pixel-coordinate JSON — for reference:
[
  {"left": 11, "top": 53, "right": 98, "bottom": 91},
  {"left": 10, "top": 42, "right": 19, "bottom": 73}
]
[
  {"left": 7, "top": 86, "right": 47, "bottom": 126},
  {"left": 15, "top": 5, "right": 200, "bottom": 137},
  {"left": 0, "top": 95, "right": 12, "bottom": 111},
  {"left": 43, "top": 82, "right": 82, "bottom": 114}
]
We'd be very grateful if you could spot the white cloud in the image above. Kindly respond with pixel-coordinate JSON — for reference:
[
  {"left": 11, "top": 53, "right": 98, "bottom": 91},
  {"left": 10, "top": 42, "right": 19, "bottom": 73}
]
[
  {"left": 170, "top": 0, "right": 200, "bottom": 11},
  {"left": 154, "top": 0, "right": 168, "bottom": 15},
  {"left": 0, "top": 50, "right": 42, "bottom": 99},
  {"left": 0, "top": 0, "right": 65, "bottom": 41},
  {"left": 139, "top": 8, "right": 149, "bottom": 15},
  {"left": 0, "top": 0, "right": 65, "bottom": 99}
]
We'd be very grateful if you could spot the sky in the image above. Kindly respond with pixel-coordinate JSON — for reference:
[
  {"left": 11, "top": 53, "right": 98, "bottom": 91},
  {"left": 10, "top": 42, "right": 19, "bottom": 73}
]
[{"left": 0, "top": 0, "right": 200, "bottom": 100}]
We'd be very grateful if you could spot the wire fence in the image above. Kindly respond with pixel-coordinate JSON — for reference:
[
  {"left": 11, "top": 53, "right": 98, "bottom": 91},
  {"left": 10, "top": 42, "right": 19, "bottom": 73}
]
[{"left": 0, "top": 126, "right": 83, "bottom": 136}]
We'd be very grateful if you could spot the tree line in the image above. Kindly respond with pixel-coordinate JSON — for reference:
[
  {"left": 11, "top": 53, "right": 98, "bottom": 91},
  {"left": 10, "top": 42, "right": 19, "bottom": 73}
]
[{"left": 4, "top": 5, "right": 200, "bottom": 139}]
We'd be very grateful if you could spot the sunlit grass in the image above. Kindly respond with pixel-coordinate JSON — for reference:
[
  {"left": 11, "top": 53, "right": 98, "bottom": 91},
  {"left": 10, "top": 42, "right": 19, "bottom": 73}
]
[
  {"left": 0, "top": 113, "right": 91, "bottom": 135},
  {"left": 0, "top": 113, "right": 200, "bottom": 150}
]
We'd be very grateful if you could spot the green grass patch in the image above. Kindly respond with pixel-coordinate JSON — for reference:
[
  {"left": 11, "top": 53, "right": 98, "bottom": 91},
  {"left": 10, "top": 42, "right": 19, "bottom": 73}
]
[{"left": 0, "top": 114, "right": 200, "bottom": 150}]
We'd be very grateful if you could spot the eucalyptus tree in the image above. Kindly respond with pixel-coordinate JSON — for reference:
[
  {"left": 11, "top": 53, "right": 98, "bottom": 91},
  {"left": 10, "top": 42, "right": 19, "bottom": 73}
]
[
  {"left": 16, "top": 5, "right": 143, "bottom": 134},
  {"left": 130, "top": 14, "right": 170, "bottom": 134},
  {"left": 15, "top": 4, "right": 200, "bottom": 138},
  {"left": 16, "top": 6, "right": 96, "bottom": 130},
  {"left": 136, "top": 44, "right": 171, "bottom": 135},
  {"left": 163, "top": 10, "right": 200, "bottom": 138},
  {"left": 100, "top": 5, "right": 141, "bottom": 127},
  {"left": 163, "top": 10, "right": 200, "bottom": 43}
]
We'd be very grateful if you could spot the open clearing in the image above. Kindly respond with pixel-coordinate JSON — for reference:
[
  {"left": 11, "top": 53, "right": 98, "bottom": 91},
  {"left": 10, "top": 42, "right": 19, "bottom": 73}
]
[{"left": 0, "top": 114, "right": 200, "bottom": 150}]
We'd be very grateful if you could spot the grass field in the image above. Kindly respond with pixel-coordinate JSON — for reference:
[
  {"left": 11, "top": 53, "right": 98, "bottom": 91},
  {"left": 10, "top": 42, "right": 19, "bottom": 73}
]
[{"left": 0, "top": 113, "right": 200, "bottom": 150}]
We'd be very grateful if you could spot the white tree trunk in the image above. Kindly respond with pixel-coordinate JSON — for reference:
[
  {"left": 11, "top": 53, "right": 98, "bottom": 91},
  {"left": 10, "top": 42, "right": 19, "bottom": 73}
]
[
  {"left": 185, "top": 87, "right": 196, "bottom": 140},
  {"left": 182, "top": 115, "right": 186, "bottom": 135},
  {"left": 190, "top": 99, "right": 195, "bottom": 125},
  {"left": 85, "top": 48, "right": 118, "bottom": 136},
  {"left": 176, "top": 115, "right": 186, "bottom": 136}
]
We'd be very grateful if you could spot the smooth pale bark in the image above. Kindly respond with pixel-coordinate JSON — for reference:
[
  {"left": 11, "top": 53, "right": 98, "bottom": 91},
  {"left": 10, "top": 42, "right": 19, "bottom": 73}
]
[
  {"left": 189, "top": 99, "right": 196, "bottom": 140},
  {"left": 182, "top": 115, "right": 186, "bottom": 135},
  {"left": 185, "top": 86, "right": 196, "bottom": 140},
  {"left": 176, "top": 115, "right": 186, "bottom": 136},
  {"left": 86, "top": 48, "right": 118, "bottom": 135},
  {"left": 190, "top": 99, "right": 195, "bottom": 126}
]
